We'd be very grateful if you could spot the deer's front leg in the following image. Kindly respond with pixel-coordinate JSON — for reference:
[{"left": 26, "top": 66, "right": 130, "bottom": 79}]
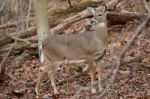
[
  {"left": 89, "top": 71, "right": 96, "bottom": 94},
  {"left": 97, "top": 61, "right": 104, "bottom": 92},
  {"left": 86, "top": 57, "right": 97, "bottom": 94},
  {"left": 98, "top": 68, "right": 102, "bottom": 92},
  {"left": 35, "top": 66, "right": 47, "bottom": 96}
]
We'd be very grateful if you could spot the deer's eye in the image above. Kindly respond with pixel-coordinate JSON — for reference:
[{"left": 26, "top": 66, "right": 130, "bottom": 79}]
[{"left": 99, "top": 14, "right": 102, "bottom": 16}]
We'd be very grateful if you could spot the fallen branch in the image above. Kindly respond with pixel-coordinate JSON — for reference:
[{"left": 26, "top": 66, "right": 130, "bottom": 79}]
[
  {"left": 24, "top": 35, "right": 38, "bottom": 43},
  {"left": 0, "top": 40, "right": 31, "bottom": 57},
  {"left": 9, "top": 26, "right": 36, "bottom": 39},
  {"left": 130, "top": 63, "right": 150, "bottom": 69},
  {"left": 0, "top": 17, "right": 34, "bottom": 29},
  {"left": 0, "top": 26, "right": 36, "bottom": 47},
  {"left": 121, "top": 62, "right": 150, "bottom": 70}
]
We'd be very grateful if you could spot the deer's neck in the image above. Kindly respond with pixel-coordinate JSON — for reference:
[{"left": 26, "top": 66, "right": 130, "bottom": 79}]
[{"left": 96, "top": 17, "right": 108, "bottom": 45}]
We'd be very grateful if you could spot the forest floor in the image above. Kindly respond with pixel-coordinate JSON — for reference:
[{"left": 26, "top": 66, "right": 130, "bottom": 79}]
[
  {"left": 0, "top": 0, "right": 150, "bottom": 99},
  {"left": 0, "top": 18, "right": 150, "bottom": 99}
]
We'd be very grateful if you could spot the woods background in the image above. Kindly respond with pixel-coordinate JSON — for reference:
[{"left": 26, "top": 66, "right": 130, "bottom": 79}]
[{"left": 0, "top": 0, "right": 150, "bottom": 98}]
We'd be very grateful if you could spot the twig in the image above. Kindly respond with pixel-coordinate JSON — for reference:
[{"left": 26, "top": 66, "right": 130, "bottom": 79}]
[
  {"left": 26, "top": 0, "right": 33, "bottom": 29},
  {"left": 0, "top": 1, "right": 5, "bottom": 13},
  {"left": 143, "top": 0, "right": 150, "bottom": 13}
]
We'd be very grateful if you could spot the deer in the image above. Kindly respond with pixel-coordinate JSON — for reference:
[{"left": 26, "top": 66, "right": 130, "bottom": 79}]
[{"left": 35, "top": 4, "right": 108, "bottom": 96}]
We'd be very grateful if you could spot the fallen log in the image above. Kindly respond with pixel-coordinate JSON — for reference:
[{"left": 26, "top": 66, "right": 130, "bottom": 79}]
[
  {"left": 0, "top": 17, "right": 34, "bottom": 29},
  {"left": 0, "top": 40, "right": 31, "bottom": 58},
  {"left": 0, "top": 26, "right": 36, "bottom": 47},
  {"left": 107, "top": 11, "right": 147, "bottom": 25},
  {"left": 9, "top": 26, "right": 36, "bottom": 39},
  {"left": 0, "top": 33, "right": 14, "bottom": 47}
]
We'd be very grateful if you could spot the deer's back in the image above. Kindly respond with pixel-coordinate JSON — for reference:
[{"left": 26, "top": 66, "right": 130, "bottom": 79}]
[{"left": 43, "top": 31, "right": 107, "bottom": 61}]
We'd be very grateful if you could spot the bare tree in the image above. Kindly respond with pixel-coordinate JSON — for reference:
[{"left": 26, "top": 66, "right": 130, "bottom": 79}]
[{"left": 33, "top": 0, "right": 50, "bottom": 62}]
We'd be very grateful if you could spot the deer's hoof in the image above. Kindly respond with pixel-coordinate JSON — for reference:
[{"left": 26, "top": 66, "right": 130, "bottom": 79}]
[
  {"left": 36, "top": 95, "right": 40, "bottom": 99},
  {"left": 35, "top": 88, "right": 39, "bottom": 96},
  {"left": 91, "top": 88, "right": 96, "bottom": 94},
  {"left": 82, "top": 66, "right": 89, "bottom": 72}
]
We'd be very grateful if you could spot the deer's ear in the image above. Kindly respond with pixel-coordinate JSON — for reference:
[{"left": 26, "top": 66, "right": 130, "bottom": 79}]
[
  {"left": 87, "top": 7, "right": 96, "bottom": 16},
  {"left": 100, "top": 4, "right": 107, "bottom": 13}
]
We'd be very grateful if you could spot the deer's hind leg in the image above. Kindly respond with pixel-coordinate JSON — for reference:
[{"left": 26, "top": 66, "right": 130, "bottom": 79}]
[
  {"left": 35, "top": 65, "right": 49, "bottom": 96},
  {"left": 89, "top": 70, "right": 96, "bottom": 94},
  {"left": 35, "top": 62, "right": 58, "bottom": 96},
  {"left": 47, "top": 65, "right": 59, "bottom": 95}
]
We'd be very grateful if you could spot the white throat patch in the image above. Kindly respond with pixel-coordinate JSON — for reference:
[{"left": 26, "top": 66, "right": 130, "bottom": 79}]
[{"left": 98, "top": 22, "right": 106, "bottom": 27}]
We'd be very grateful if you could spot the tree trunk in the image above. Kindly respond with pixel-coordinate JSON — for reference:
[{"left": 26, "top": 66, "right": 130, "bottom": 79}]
[{"left": 33, "top": 0, "right": 50, "bottom": 62}]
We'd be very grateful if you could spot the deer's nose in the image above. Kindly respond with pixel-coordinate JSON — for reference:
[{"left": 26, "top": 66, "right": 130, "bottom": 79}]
[{"left": 90, "top": 18, "right": 97, "bottom": 24}]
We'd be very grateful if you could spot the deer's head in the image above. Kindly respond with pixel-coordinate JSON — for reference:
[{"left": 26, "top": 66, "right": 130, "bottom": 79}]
[{"left": 87, "top": 4, "right": 107, "bottom": 30}]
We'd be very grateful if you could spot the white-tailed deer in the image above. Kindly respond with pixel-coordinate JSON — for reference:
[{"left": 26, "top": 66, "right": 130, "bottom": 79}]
[{"left": 35, "top": 4, "right": 108, "bottom": 96}]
